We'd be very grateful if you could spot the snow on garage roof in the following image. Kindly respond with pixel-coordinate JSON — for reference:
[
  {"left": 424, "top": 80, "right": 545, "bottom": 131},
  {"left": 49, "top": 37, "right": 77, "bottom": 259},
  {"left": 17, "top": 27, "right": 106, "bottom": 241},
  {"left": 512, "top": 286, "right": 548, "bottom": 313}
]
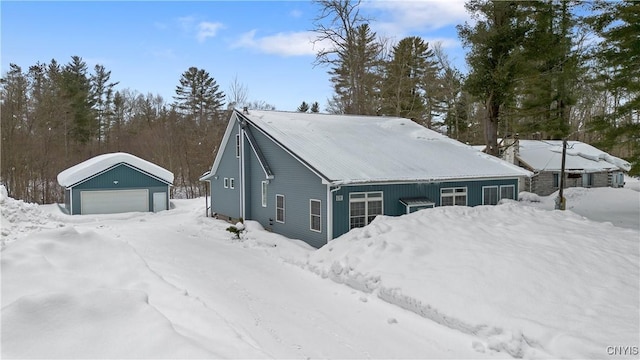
[
  {"left": 237, "top": 110, "right": 531, "bottom": 184},
  {"left": 518, "top": 140, "right": 631, "bottom": 172},
  {"left": 57, "top": 152, "right": 174, "bottom": 187}
]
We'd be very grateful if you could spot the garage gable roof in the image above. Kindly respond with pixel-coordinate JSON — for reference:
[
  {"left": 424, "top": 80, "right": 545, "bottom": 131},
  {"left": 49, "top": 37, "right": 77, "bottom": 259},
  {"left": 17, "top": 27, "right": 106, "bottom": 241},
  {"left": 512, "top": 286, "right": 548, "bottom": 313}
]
[{"left": 57, "top": 152, "right": 174, "bottom": 187}]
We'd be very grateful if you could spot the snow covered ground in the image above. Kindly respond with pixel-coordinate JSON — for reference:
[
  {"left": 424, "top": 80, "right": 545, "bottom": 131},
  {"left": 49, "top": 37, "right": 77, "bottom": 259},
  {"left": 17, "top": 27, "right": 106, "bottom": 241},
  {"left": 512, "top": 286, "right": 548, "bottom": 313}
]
[{"left": 1, "top": 182, "right": 638, "bottom": 359}]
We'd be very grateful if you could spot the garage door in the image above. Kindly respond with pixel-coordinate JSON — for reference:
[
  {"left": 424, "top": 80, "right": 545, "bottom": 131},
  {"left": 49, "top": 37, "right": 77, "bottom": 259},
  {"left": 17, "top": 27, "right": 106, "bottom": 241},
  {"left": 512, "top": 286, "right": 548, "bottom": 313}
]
[{"left": 81, "top": 189, "right": 149, "bottom": 215}]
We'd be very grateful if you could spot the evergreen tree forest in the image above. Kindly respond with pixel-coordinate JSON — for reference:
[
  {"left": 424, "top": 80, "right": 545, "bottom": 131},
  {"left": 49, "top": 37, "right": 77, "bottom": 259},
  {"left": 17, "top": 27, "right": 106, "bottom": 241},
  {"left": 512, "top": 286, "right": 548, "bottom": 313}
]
[
  {"left": 314, "top": 0, "right": 639, "bottom": 171},
  {"left": 1, "top": 0, "right": 638, "bottom": 205},
  {"left": 1, "top": 60, "right": 231, "bottom": 203}
]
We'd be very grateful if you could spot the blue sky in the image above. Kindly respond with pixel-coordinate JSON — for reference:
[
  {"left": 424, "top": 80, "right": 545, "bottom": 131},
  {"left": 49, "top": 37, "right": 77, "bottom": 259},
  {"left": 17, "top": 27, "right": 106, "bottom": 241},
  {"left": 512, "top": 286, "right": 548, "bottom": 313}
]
[{"left": 2, "top": 1, "right": 471, "bottom": 111}]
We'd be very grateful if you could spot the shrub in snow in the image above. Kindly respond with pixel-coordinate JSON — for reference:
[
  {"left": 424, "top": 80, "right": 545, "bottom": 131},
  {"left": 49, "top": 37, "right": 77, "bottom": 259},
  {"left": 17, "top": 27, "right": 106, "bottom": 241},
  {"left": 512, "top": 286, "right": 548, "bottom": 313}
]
[{"left": 226, "top": 218, "right": 245, "bottom": 239}]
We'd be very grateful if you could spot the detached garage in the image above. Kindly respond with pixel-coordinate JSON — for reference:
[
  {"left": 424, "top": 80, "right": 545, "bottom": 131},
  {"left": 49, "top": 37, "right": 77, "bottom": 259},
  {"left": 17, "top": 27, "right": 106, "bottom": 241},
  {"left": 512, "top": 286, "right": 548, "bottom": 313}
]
[{"left": 57, "top": 152, "right": 174, "bottom": 215}]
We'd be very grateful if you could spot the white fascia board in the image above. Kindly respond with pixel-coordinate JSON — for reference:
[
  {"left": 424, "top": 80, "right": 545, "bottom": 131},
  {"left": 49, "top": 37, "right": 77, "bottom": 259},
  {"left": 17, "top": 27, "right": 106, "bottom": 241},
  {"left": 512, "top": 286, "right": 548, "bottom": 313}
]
[
  {"left": 329, "top": 175, "right": 529, "bottom": 187},
  {"left": 67, "top": 163, "right": 172, "bottom": 189}
]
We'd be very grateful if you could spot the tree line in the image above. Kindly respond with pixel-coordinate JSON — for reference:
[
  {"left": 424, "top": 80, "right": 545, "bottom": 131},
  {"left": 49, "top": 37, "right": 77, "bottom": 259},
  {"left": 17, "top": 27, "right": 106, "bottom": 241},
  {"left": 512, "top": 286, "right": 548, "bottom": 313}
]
[
  {"left": 311, "top": 0, "right": 638, "bottom": 172},
  {"left": 0, "top": 58, "right": 278, "bottom": 203},
  {"left": 1, "top": 0, "right": 638, "bottom": 204}
]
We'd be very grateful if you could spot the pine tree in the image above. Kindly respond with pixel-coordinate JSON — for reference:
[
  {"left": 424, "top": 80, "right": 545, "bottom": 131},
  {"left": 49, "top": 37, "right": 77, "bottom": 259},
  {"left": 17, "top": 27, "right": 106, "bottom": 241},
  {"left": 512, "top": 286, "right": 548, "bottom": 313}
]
[
  {"left": 91, "top": 64, "right": 119, "bottom": 149},
  {"left": 458, "top": 0, "right": 527, "bottom": 155},
  {"left": 310, "top": 101, "right": 320, "bottom": 113},
  {"left": 381, "top": 36, "right": 438, "bottom": 126},
  {"left": 62, "top": 56, "right": 95, "bottom": 144},
  {"left": 297, "top": 101, "right": 310, "bottom": 112},
  {"left": 516, "top": 1, "right": 580, "bottom": 139},
  {"left": 173, "top": 67, "right": 225, "bottom": 125},
  {"left": 588, "top": 0, "right": 640, "bottom": 174},
  {"left": 313, "top": 1, "right": 382, "bottom": 115}
]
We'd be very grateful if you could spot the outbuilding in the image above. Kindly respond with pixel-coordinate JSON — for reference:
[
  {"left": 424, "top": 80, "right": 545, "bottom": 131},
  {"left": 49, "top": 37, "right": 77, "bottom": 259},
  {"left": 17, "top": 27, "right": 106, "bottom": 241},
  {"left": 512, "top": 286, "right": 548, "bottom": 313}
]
[{"left": 57, "top": 152, "right": 174, "bottom": 215}]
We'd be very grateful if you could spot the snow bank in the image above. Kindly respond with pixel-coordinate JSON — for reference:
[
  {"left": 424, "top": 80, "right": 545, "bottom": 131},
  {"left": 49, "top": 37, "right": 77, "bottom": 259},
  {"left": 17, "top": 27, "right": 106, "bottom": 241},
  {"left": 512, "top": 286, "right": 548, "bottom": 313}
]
[
  {"left": 0, "top": 185, "right": 64, "bottom": 249},
  {"left": 626, "top": 175, "right": 640, "bottom": 192},
  {"left": 307, "top": 204, "right": 640, "bottom": 359},
  {"left": 1, "top": 225, "right": 265, "bottom": 358},
  {"left": 522, "top": 186, "right": 640, "bottom": 230},
  {"left": 2, "top": 289, "right": 208, "bottom": 359}
]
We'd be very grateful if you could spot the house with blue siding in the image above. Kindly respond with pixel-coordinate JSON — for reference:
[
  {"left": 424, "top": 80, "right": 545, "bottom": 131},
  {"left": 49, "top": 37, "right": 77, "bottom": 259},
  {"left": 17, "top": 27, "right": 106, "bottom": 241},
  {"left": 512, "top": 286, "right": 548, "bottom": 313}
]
[
  {"left": 58, "top": 152, "right": 173, "bottom": 215},
  {"left": 200, "top": 109, "right": 531, "bottom": 248}
]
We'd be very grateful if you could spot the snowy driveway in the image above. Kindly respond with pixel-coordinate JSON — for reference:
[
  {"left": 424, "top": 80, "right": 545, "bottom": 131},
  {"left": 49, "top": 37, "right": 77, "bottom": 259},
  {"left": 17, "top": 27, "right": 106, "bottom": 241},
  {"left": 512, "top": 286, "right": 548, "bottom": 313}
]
[{"left": 71, "top": 201, "right": 503, "bottom": 359}]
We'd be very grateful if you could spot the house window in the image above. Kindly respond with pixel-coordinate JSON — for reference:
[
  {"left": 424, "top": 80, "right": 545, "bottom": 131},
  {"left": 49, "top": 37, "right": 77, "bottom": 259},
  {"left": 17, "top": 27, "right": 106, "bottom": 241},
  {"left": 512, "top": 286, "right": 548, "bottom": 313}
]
[
  {"left": 310, "top": 199, "right": 321, "bottom": 232},
  {"left": 224, "top": 178, "right": 229, "bottom": 189},
  {"left": 483, "top": 186, "right": 499, "bottom": 205},
  {"left": 276, "top": 194, "right": 285, "bottom": 223},
  {"left": 235, "top": 134, "right": 240, "bottom": 158},
  {"left": 553, "top": 173, "right": 560, "bottom": 188},
  {"left": 261, "top": 181, "right": 268, "bottom": 207},
  {"left": 349, "top": 192, "right": 383, "bottom": 229},
  {"left": 230, "top": 178, "right": 235, "bottom": 189},
  {"left": 441, "top": 187, "right": 467, "bottom": 206},
  {"left": 500, "top": 185, "right": 515, "bottom": 200}
]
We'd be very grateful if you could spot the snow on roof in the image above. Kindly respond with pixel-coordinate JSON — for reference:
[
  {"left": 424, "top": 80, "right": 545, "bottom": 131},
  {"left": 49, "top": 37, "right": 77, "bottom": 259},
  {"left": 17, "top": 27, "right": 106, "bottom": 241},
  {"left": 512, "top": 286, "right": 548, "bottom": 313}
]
[
  {"left": 517, "top": 140, "right": 631, "bottom": 172},
  {"left": 239, "top": 110, "right": 531, "bottom": 184},
  {"left": 57, "top": 152, "right": 174, "bottom": 187}
]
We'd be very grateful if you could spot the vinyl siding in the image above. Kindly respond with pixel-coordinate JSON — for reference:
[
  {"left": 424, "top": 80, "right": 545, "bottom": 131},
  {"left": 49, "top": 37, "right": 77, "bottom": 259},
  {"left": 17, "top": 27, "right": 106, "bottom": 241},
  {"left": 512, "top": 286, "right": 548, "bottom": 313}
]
[
  {"left": 211, "top": 121, "right": 242, "bottom": 219},
  {"left": 331, "top": 178, "right": 519, "bottom": 239},
  {"left": 69, "top": 163, "right": 170, "bottom": 215},
  {"left": 246, "top": 123, "right": 327, "bottom": 248}
]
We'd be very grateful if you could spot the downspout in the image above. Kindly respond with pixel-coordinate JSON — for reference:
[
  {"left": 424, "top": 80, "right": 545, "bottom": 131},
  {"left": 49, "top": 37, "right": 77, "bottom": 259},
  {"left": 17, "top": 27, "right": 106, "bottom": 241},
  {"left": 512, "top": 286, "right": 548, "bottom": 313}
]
[
  {"left": 240, "top": 125, "right": 246, "bottom": 220},
  {"left": 327, "top": 185, "right": 342, "bottom": 243}
]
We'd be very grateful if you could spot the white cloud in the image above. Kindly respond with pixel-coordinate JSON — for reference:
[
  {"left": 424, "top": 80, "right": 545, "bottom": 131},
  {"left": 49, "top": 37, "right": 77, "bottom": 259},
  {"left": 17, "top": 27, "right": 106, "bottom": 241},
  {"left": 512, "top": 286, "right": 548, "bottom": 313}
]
[
  {"left": 178, "top": 16, "right": 196, "bottom": 32},
  {"left": 365, "top": 0, "right": 470, "bottom": 36},
  {"left": 197, "top": 21, "right": 224, "bottom": 43},
  {"left": 233, "top": 30, "right": 332, "bottom": 57},
  {"left": 289, "top": 9, "right": 303, "bottom": 18}
]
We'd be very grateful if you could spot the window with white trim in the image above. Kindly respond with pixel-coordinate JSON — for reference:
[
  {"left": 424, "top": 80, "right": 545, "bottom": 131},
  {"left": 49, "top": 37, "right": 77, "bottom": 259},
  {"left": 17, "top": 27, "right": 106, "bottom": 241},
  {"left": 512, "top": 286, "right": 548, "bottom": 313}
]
[
  {"left": 235, "top": 134, "right": 240, "bottom": 158},
  {"left": 223, "top": 178, "right": 229, "bottom": 188},
  {"left": 310, "top": 199, "right": 321, "bottom": 232},
  {"left": 276, "top": 194, "right": 285, "bottom": 223},
  {"left": 261, "top": 181, "right": 268, "bottom": 207},
  {"left": 230, "top": 178, "right": 235, "bottom": 189},
  {"left": 440, "top": 187, "right": 467, "bottom": 206},
  {"left": 349, "top": 192, "right": 383, "bottom": 229},
  {"left": 500, "top": 185, "right": 515, "bottom": 200},
  {"left": 483, "top": 186, "right": 499, "bottom": 205}
]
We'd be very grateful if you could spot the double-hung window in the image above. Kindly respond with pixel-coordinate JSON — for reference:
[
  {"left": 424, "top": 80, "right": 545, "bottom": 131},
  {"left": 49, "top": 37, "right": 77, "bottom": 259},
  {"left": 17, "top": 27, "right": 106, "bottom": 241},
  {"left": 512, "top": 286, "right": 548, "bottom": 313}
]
[
  {"left": 483, "top": 185, "right": 515, "bottom": 205},
  {"left": 230, "top": 178, "right": 235, "bottom": 189},
  {"left": 441, "top": 187, "right": 467, "bottom": 206},
  {"left": 310, "top": 199, "right": 321, "bottom": 232},
  {"left": 276, "top": 194, "right": 285, "bottom": 223},
  {"left": 483, "top": 186, "right": 499, "bottom": 205},
  {"left": 223, "top": 178, "right": 229, "bottom": 189},
  {"left": 349, "top": 192, "right": 383, "bottom": 229},
  {"left": 500, "top": 185, "right": 515, "bottom": 200}
]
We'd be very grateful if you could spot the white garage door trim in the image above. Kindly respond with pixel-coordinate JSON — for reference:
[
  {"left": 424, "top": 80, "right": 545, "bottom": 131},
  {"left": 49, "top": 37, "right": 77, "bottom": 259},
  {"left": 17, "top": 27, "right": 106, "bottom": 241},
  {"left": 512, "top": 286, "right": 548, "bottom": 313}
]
[{"left": 81, "top": 189, "right": 149, "bottom": 215}]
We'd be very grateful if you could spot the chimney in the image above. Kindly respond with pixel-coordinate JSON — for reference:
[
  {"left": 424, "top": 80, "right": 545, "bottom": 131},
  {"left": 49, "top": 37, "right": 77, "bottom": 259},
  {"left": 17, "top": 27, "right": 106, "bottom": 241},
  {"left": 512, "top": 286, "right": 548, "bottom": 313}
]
[{"left": 243, "top": 106, "right": 249, "bottom": 114}]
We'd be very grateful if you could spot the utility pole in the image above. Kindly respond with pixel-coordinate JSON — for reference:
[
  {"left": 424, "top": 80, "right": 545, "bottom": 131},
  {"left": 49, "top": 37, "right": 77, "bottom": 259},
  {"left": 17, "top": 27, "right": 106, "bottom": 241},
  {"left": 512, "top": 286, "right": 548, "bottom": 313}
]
[{"left": 555, "top": 139, "right": 567, "bottom": 210}]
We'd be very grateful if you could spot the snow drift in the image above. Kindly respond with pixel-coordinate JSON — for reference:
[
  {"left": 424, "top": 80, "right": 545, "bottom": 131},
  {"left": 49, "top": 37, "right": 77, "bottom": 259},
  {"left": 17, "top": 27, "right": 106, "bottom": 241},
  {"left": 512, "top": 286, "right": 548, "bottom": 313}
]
[{"left": 307, "top": 203, "right": 639, "bottom": 359}]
